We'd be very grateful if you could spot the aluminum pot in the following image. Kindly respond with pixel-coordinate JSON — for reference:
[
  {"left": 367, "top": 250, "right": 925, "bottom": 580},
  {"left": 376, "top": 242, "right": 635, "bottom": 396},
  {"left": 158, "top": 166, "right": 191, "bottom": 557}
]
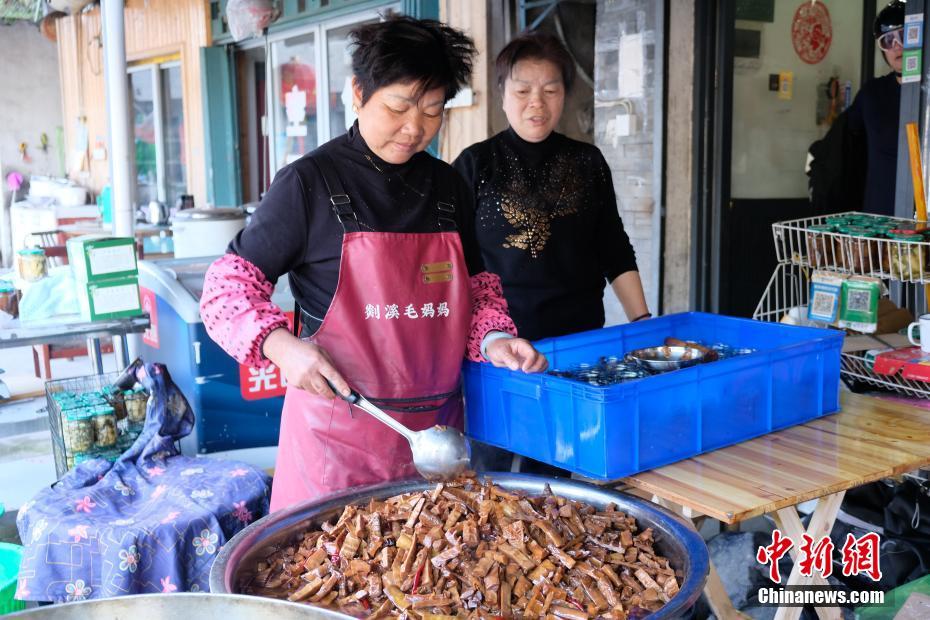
[
  {"left": 210, "top": 473, "right": 710, "bottom": 619},
  {"left": 7, "top": 593, "right": 344, "bottom": 619}
]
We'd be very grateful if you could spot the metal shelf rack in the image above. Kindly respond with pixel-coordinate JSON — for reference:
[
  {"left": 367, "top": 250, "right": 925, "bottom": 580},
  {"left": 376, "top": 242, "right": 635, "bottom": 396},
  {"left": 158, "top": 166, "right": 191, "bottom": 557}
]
[{"left": 756, "top": 215, "right": 930, "bottom": 399}]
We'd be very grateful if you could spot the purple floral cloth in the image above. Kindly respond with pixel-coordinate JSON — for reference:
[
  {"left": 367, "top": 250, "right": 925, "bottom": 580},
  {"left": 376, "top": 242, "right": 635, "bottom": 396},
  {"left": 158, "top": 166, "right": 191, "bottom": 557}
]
[{"left": 15, "top": 364, "right": 271, "bottom": 603}]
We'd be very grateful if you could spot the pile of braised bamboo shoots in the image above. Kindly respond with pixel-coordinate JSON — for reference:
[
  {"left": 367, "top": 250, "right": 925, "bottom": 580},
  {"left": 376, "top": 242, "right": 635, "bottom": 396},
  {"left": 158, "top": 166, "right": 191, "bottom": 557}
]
[{"left": 242, "top": 477, "right": 680, "bottom": 619}]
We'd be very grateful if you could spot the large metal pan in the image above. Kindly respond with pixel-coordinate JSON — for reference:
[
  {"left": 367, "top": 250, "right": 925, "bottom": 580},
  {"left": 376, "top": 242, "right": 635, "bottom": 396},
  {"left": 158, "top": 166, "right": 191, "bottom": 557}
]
[
  {"left": 7, "top": 593, "right": 345, "bottom": 619},
  {"left": 210, "top": 473, "right": 710, "bottom": 619}
]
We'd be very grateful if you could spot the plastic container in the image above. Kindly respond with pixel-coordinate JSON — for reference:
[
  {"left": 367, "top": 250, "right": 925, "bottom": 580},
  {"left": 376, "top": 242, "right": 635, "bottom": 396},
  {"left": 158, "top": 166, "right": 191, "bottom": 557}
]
[
  {"left": 463, "top": 312, "right": 844, "bottom": 480},
  {"left": 887, "top": 231, "right": 926, "bottom": 280},
  {"left": 124, "top": 389, "right": 148, "bottom": 426},
  {"left": 805, "top": 224, "right": 835, "bottom": 268},
  {"left": 0, "top": 283, "right": 18, "bottom": 319},
  {"left": 0, "top": 542, "right": 25, "bottom": 615},
  {"left": 92, "top": 406, "right": 118, "bottom": 448},
  {"left": 63, "top": 409, "right": 94, "bottom": 453},
  {"left": 841, "top": 226, "right": 880, "bottom": 273},
  {"left": 16, "top": 247, "right": 47, "bottom": 282}
]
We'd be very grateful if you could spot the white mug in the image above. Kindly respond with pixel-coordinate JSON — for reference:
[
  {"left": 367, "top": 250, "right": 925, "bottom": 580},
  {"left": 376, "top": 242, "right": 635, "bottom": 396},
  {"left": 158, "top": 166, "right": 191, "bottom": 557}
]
[{"left": 907, "top": 314, "right": 930, "bottom": 353}]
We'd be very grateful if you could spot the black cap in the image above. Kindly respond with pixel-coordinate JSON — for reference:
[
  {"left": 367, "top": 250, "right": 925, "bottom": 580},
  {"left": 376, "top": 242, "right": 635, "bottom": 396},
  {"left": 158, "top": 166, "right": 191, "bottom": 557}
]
[{"left": 874, "top": 0, "right": 906, "bottom": 39}]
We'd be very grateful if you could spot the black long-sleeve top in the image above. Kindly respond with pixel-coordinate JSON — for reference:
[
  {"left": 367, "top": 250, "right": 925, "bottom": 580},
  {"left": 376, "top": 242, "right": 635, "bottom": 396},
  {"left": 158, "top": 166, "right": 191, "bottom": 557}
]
[
  {"left": 846, "top": 72, "right": 900, "bottom": 217},
  {"left": 229, "top": 123, "right": 483, "bottom": 334},
  {"left": 453, "top": 128, "right": 638, "bottom": 341}
]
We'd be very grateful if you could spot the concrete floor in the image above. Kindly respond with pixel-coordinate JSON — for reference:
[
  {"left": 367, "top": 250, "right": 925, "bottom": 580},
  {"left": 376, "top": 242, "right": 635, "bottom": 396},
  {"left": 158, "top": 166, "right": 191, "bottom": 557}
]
[{"left": 0, "top": 343, "right": 121, "bottom": 517}]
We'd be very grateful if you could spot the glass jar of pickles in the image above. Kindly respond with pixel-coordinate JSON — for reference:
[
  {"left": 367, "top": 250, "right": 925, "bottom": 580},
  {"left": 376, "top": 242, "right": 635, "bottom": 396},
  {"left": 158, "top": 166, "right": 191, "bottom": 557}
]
[
  {"left": 841, "top": 226, "right": 881, "bottom": 274},
  {"left": 887, "top": 230, "right": 926, "bottom": 280},
  {"left": 805, "top": 224, "right": 836, "bottom": 268},
  {"left": 64, "top": 410, "right": 94, "bottom": 453},
  {"left": 92, "top": 406, "right": 118, "bottom": 448},
  {"left": 0, "top": 283, "right": 18, "bottom": 318},
  {"left": 104, "top": 388, "right": 127, "bottom": 421},
  {"left": 124, "top": 388, "right": 148, "bottom": 426},
  {"left": 16, "top": 247, "right": 47, "bottom": 282}
]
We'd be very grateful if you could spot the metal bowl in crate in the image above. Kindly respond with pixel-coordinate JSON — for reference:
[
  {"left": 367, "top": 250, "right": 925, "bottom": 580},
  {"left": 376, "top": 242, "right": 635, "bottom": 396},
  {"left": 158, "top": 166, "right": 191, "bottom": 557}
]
[
  {"left": 210, "top": 473, "right": 710, "bottom": 618},
  {"left": 629, "top": 346, "right": 705, "bottom": 372}
]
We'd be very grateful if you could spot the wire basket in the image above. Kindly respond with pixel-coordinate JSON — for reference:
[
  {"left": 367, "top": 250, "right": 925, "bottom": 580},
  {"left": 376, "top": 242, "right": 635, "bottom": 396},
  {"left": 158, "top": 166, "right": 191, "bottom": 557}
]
[
  {"left": 45, "top": 372, "right": 130, "bottom": 478},
  {"left": 772, "top": 211, "right": 930, "bottom": 284},
  {"left": 753, "top": 263, "right": 930, "bottom": 399},
  {"left": 840, "top": 351, "right": 930, "bottom": 399}
]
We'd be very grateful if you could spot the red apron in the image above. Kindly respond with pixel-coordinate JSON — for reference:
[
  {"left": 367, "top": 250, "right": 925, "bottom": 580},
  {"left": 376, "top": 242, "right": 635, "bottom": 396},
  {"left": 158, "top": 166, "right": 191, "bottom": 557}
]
[{"left": 269, "top": 155, "right": 470, "bottom": 512}]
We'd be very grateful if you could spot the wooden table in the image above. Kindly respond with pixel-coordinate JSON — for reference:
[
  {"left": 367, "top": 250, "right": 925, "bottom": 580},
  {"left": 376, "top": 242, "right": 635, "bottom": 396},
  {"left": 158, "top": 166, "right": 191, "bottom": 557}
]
[{"left": 622, "top": 392, "right": 930, "bottom": 620}]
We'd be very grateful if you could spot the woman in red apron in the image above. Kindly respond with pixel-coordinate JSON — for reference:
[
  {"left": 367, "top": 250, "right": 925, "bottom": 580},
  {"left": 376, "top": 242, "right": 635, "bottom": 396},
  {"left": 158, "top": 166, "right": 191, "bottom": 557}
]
[{"left": 201, "top": 16, "right": 547, "bottom": 512}]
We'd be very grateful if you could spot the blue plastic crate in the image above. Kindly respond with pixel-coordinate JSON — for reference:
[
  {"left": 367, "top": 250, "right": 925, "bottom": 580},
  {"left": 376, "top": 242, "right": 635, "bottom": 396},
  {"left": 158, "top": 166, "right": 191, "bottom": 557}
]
[{"left": 463, "top": 312, "right": 843, "bottom": 480}]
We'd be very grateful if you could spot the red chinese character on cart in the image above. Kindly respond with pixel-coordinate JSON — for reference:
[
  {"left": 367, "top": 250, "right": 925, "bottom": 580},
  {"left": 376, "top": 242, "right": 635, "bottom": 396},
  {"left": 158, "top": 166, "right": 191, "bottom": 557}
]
[
  {"left": 841, "top": 532, "right": 882, "bottom": 582},
  {"left": 250, "top": 366, "right": 286, "bottom": 391},
  {"left": 757, "top": 529, "right": 794, "bottom": 583},
  {"left": 798, "top": 534, "right": 834, "bottom": 579}
]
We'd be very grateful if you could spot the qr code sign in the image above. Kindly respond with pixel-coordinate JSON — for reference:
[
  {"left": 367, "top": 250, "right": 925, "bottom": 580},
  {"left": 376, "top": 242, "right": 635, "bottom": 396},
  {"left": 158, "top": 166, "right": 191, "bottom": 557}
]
[
  {"left": 811, "top": 290, "right": 837, "bottom": 318},
  {"left": 907, "top": 55, "right": 919, "bottom": 72},
  {"left": 846, "top": 289, "right": 871, "bottom": 312}
]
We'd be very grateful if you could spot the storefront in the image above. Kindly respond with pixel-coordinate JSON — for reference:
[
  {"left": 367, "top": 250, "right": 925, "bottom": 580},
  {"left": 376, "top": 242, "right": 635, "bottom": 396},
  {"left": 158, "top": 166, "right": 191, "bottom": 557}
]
[{"left": 202, "top": 0, "right": 437, "bottom": 205}]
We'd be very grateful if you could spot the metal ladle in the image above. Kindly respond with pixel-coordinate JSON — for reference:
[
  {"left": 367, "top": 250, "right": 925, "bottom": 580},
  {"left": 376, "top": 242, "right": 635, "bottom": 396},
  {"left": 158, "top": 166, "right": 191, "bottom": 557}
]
[{"left": 328, "top": 382, "right": 471, "bottom": 481}]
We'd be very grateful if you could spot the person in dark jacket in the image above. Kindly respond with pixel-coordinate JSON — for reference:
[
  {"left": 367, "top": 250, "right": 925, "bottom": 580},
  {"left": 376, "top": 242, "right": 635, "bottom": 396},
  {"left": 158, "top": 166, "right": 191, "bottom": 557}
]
[{"left": 846, "top": 0, "right": 905, "bottom": 216}]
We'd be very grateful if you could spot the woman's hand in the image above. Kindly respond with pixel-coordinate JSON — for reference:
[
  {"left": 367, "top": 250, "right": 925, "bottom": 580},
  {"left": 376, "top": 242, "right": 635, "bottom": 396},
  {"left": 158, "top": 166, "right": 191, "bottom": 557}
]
[
  {"left": 485, "top": 337, "right": 548, "bottom": 373},
  {"left": 261, "top": 328, "right": 351, "bottom": 399}
]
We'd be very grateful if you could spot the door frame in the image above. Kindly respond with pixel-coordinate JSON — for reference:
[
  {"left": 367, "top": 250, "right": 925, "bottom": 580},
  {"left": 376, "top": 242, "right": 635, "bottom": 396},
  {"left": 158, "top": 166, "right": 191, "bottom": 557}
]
[{"left": 691, "top": 0, "right": 879, "bottom": 313}]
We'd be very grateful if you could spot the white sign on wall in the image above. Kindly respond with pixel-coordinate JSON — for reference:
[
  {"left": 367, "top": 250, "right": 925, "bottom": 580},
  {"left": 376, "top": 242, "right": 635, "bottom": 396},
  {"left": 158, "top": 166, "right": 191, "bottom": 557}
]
[{"left": 617, "top": 33, "right": 645, "bottom": 98}]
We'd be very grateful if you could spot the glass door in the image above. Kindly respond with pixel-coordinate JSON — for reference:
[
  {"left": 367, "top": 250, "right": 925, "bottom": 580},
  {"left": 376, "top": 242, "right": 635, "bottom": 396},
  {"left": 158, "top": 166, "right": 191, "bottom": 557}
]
[
  {"left": 694, "top": 0, "right": 871, "bottom": 316},
  {"left": 264, "top": 6, "right": 398, "bottom": 173},
  {"left": 270, "top": 31, "right": 319, "bottom": 169},
  {"left": 128, "top": 59, "right": 187, "bottom": 211}
]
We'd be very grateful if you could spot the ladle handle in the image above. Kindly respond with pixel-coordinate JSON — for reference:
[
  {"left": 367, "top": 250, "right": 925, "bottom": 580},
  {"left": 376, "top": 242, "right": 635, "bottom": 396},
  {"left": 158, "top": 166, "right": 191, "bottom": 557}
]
[
  {"left": 326, "top": 379, "right": 360, "bottom": 404},
  {"left": 325, "top": 379, "right": 416, "bottom": 443}
]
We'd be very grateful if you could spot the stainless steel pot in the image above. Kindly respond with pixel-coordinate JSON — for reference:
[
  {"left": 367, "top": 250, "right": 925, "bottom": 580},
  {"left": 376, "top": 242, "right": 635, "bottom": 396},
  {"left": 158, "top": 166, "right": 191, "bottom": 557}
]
[
  {"left": 7, "top": 593, "right": 344, "bottom": 619},
  {"left": 210, "top": 473, "right": 710, "bottom": 619}
]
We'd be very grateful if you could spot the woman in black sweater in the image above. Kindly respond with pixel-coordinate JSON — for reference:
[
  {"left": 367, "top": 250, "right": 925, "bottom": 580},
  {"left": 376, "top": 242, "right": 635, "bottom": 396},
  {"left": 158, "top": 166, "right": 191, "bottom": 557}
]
[{"left": 453, "top": 31, "right": 650, "bottom": 343}]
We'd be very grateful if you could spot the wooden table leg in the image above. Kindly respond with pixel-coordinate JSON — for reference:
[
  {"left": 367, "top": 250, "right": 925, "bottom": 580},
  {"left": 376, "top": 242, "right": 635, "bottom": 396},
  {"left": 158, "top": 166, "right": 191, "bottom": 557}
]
[
  {"left": 772, "top": 491, "right": 845, "bottom": 620},
  {"left": 650, "top": 495, "right": 753, "bottom": 620}
]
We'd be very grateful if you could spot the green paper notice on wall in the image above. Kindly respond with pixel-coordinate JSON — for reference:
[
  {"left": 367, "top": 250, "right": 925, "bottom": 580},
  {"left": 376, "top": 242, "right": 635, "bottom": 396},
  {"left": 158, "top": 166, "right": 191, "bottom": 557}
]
[{"left": 902, "top": 49, "right": 922, "bottom": 84}]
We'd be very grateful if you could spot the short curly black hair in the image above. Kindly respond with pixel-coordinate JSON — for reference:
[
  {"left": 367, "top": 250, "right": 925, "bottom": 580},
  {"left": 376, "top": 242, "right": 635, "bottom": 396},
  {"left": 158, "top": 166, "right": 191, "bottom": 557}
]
[
  {"left": 495, "top": 31, "right": 575, "bottom": 93},
  {"left": 350, "top": 15, "right": 476, "bottom": 105}
]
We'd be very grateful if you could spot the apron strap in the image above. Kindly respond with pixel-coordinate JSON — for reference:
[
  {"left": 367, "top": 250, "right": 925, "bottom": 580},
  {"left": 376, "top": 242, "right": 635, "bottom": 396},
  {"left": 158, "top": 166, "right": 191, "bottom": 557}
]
[
  {"left": 313, "top": 154, "right": 361, "bottom": 234},
  {"left": 367, "top": 387, "right": 461, "bottom": 413}
]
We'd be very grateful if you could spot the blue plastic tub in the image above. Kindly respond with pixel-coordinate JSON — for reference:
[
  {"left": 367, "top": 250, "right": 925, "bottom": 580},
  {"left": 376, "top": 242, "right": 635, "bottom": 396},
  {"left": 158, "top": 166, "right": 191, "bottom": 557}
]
[{"left": 463, "top": 312, "right": 843, "bottom": 480}]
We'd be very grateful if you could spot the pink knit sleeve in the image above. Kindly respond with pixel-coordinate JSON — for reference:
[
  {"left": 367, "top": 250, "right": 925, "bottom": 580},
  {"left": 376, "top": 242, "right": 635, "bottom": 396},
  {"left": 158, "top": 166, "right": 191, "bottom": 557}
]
[
  {"left": 200, "top": 253, "right": 290, "bottom": 368},
  {"left": 466, "top": 271, "right": 518, "bottom": 362}
]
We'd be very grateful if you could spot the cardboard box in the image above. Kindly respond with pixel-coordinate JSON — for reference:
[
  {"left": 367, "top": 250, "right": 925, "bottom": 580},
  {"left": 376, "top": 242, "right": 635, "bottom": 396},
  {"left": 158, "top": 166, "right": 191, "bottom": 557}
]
[
  {"left": 76, "top": 276, "right": 143, "bottom": 322},
  {"left": 66, "top": 235, "right": 138, "bottom": 282}
]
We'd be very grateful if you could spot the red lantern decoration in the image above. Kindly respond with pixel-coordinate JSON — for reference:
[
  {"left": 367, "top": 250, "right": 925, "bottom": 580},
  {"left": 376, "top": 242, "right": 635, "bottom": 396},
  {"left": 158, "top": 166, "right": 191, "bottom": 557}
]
[{"left": 792, "top": 1, "right": 833, "bottom": 65}]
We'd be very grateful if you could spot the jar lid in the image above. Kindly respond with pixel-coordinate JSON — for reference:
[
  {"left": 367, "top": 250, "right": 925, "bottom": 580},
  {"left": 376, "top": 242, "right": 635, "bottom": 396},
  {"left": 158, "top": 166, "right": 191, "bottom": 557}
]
[
  {"left": 0, "top": 282, "right": 16, "bottom": 293},
  {"left": 808, "top": 224, "right": 835, "bottom": 232},
  {"left": 888, "top": 231, "right": 921, "bottom": 241},
  {"left": 840, "top": 226, "right": 874, "bottom": 236},
  {"left": 66, "top": 410, "right": 93, "bottom": 420},
  {"left": 17, "top": 247, "right": 45, "bottom": 256}
]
